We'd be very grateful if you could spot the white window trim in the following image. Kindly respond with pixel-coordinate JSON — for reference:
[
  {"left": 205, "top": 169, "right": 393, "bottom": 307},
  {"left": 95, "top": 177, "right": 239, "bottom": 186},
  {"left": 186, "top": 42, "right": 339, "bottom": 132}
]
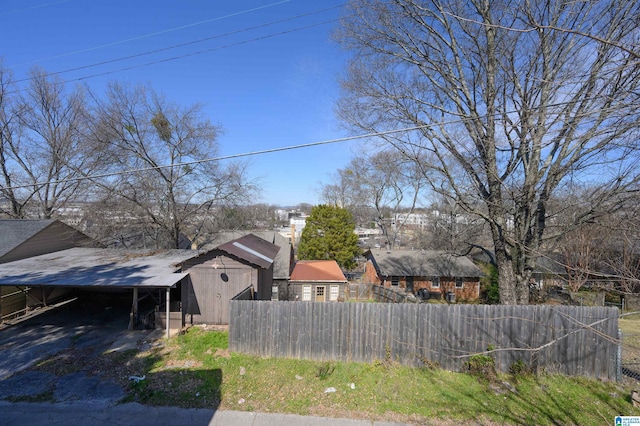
[
  {"left": 455, "top": 278, "right": 464, "bottom": 288},
  {"left": 329, "top": 285, "right": 339, "bottom": 301},
  {"left": 432, "top": 276, "right": 440, "bottom": 288},
  {"left": 302, "top": 285, "right": 312, "bottom": 301}
]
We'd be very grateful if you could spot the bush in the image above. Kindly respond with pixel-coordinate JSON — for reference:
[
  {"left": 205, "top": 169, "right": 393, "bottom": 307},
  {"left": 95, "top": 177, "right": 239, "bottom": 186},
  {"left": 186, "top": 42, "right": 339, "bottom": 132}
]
[
  {"left": 479, "top": 262, "right": 500, "bottom": 304},
  {"left": 465, "top": 345, "right": 497, "bottom": 381}
]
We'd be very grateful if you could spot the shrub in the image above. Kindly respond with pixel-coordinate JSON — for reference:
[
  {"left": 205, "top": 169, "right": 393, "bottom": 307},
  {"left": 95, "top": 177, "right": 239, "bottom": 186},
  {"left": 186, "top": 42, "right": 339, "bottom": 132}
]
[{"left": 509, "top": 359, "right": 532, "bottom": 377}]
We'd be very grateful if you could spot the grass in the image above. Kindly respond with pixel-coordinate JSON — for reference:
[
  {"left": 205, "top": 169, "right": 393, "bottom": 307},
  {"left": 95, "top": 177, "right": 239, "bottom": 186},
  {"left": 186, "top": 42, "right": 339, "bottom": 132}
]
[{"left": 113, "top": 326, "right": 640, "bottom": 425}]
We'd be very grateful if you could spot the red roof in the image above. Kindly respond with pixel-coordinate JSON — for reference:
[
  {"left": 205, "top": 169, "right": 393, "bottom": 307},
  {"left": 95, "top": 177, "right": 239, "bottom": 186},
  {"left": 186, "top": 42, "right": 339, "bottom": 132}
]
[{"left": 290, "top": 260, "right": 347, "bottom": 282}]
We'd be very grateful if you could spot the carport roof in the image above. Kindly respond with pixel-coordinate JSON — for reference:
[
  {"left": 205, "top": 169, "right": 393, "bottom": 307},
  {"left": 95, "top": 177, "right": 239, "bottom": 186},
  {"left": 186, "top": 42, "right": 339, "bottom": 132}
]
[{"left": 0, "top": 247, "right": 200, "bottom": 288}]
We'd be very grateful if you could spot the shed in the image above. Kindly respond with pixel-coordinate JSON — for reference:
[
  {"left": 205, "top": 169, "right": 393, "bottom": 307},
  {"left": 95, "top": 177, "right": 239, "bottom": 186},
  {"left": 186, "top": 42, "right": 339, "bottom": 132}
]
[
  {"left": 198, "top": 230, "right": 293, "bottom": 299},
  {"left": 288, "top": 260, "right": 348, "bottom": 302},
  {"left": 181, "top": 233, "right": 280, "bottom": 325}
]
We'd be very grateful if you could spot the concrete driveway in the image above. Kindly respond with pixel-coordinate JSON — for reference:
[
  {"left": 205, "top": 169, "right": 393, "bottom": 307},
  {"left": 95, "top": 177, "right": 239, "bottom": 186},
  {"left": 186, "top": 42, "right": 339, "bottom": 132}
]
[{"left": 0, "top": 294, "right": 152, "bottom": 405}]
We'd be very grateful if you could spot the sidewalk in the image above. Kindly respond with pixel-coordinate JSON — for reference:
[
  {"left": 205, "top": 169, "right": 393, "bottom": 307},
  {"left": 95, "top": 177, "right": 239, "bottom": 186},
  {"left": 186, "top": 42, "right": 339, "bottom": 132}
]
[{"left": 0, "top": 401, "right": 410, "bottom": 426}]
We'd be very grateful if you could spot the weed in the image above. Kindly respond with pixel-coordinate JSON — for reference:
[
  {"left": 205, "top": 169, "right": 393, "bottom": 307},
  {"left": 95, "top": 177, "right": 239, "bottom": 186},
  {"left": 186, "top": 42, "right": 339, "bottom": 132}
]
[
  {"left": 416, "top": 354, "right": 439, "bottom": 370},
  {"left": 465, "top": 354, "right": 496, "bottom": 381},
  {"left": 315, "top": 362, "right": 335, "bottom": 380},
  {"left": 6, "top": 390, "right": 54, "bottom": 403},
  {"left": 509, "top": 359, "right": 532, "bottom": 377}
]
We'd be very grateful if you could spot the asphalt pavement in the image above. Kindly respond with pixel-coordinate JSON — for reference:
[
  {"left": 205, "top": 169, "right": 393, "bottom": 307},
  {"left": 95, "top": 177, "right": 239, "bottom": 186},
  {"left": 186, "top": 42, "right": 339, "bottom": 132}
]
[
  {"left": 0, "top": 300, "right": 412, "bottom": 425},
  {"left": 0, "top": 401, "right": 410, "bottom": 426}
]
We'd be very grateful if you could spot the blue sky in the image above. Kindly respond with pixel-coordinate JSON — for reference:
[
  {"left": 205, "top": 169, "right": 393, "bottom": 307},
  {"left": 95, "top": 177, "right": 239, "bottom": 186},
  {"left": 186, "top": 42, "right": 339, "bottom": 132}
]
[{"left": 0, "top": 0, "right": 355, "bottom": 206}]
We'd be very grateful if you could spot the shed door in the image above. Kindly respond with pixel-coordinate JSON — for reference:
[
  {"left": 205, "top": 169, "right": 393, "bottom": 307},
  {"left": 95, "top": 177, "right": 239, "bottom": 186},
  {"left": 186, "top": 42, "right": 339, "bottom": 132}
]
[
  {"left": 315, "top": 286, "right": 326, "bottom": 302},
  {"left": 189, "top": 266, "right": 252, "bottom": 324}
]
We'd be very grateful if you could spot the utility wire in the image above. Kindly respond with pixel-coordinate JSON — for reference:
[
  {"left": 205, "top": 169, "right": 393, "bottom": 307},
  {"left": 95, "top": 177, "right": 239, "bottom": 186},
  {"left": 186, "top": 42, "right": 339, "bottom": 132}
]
[
  {"left": 0, "top": 0, "right": 70, "bottom": 16},
  {"left": 11, "top": 5, "right": 345, "bottom": 85},
  {"left": 11, "top": 0, "right": 292, "bottom": 67},
  {"left": 6, "top": 93, "right": 629, "bottom": 191},
  {"left": 2, "top": 125, "right": 431, "bottom": 191},
  {"left": 4, "top": 17, "right": 341, "bottom": 95}
]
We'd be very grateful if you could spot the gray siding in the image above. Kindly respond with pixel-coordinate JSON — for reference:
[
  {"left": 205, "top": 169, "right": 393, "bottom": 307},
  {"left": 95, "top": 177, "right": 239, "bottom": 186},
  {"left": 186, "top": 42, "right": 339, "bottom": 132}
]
[
  {"left": 0, "top": 286, "right": 26, "bottom": 320},
  {"left": 287, "top": 282, "right": 347, "bottom": 302}
]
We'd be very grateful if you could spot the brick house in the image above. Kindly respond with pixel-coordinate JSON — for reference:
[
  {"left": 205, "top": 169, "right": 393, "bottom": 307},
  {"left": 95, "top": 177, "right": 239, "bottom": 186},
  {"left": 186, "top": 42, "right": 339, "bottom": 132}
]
[{"left": 363, "top": 249, "right": 482, "bottom": 302}]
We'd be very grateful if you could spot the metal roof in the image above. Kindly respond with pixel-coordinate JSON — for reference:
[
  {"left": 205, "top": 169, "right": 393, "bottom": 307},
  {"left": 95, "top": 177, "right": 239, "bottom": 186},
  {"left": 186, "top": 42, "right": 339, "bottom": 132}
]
[
  {"left": 216, "top": 233, "right": 280, "bottom": 269},
  {"left": 290, "top": 260, "right": 347, "bottom": 282},
  {"left": 366, "top": 249, "right": 482, "bottom": 278},
  {"left": 200, "top": 230, "right": 292, "bottom": 278},
  {"left": 0, "top": 248, "right": 200, "bottom": 288}
]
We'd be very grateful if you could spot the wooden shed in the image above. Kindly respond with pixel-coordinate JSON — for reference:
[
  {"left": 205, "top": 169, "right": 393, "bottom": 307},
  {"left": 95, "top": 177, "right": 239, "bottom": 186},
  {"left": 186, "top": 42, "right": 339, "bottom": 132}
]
[
  {"left": 181, "top": 233, "right": 280, "bottom": 325},
  {"left": 197, "top": 230, "right": 294, "bottom": 300},
  {"left": 288, "top": 260, "right": 348, "bottom": 302}
]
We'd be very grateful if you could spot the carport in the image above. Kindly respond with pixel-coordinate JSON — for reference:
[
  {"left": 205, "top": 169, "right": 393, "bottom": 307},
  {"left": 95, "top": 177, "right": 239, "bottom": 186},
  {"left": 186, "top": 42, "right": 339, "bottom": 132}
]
[{"left": 0, "top": 247, "right": 201, "bottom": 338}]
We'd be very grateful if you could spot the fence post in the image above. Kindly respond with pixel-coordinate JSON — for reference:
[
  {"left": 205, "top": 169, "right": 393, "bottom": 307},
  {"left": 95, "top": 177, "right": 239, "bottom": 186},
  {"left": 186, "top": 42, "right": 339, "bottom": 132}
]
[{"left": 616, "top": 328, "right": 622, "bottom": 382}]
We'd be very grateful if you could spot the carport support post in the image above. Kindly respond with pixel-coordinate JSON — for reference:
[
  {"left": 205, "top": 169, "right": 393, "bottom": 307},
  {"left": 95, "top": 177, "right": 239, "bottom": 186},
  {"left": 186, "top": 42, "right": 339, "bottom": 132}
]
[
  {"left": 128, "top": 287, "right": 139, "bottom": 330},
  {"left": 165, "top": 287, "right": 170, "bottom": 339}
]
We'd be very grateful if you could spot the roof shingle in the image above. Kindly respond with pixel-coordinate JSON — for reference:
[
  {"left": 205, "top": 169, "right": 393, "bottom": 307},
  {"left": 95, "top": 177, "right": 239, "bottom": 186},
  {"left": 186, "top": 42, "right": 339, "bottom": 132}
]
[
  {"left": 290, "top": 260, "right": 347, "bottom": 282},
  {"left": 366, "top": 249, "right": 481, "bottom": 278}
]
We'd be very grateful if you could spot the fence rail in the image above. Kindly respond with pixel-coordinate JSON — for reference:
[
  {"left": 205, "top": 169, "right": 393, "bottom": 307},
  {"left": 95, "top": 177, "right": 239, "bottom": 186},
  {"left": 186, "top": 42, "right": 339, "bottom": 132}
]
[{"left": 229, "top": 301, "right": 620, "bottom": 380}]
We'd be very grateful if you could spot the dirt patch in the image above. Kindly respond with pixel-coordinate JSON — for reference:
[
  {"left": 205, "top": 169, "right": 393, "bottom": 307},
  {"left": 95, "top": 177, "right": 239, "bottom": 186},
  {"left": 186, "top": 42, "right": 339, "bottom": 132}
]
[
  {"left": 162, "top": 359, "right": 203, "bottom": 370},
  {"left": 34, "top": 345, "right": 148, "bottom": 385}
]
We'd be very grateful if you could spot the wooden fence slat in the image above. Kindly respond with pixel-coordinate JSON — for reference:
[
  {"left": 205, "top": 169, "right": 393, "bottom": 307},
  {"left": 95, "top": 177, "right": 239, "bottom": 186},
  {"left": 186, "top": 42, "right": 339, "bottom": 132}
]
[{"left": 228, "top": 301, "right": 619, "bottom": 380}]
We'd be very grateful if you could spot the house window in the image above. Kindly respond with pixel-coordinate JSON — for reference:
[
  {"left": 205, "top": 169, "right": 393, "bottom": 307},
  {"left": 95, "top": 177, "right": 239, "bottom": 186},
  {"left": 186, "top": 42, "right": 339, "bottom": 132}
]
[
  {"left": 271, "top": 285, "right": 279, "bottom": 301},
  {"left": 455, "top": 278, "right": 464, "bottom": 288},
  {"left": 330, "top": 285, "right": 339, "bottom": 301},
  {"left": 302, "top": 285, "right": 312, "bottom": 301},
  {"left": 391, "top": 276, "right": 399, "bottom": 286},
  {"left": 316, "top": 286, "right": 326, "bottom": 302},
  {"left": 432, "top": 277, "right": 440, "bottom": 288}
]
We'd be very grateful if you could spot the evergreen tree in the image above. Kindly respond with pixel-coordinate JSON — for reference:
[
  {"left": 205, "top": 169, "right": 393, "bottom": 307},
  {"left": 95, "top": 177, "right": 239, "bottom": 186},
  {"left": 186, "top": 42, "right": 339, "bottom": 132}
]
[{"left": 298, "top": 204, "right": 360, "bottom": 270}]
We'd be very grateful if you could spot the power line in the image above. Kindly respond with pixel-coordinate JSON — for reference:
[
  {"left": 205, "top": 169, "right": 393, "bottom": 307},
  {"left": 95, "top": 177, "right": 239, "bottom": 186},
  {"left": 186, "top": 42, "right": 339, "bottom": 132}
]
[
  {"left": 2, "top": 95, "right": 636, "bottom": 192},
  {"left": 1, "top": 125, "right": 431, "bottom": 191},
  {"left": 0, "top": 0, "right": 70, "bottom": 16},
  {"left": 11, "top": 0, "right": 293, "bottom": 67},
  {"left": 4, "top": 17, "right": 341, "bottom": 94},
  {"left": 11, "top": 5, "right": 345, "bottom": 85}
]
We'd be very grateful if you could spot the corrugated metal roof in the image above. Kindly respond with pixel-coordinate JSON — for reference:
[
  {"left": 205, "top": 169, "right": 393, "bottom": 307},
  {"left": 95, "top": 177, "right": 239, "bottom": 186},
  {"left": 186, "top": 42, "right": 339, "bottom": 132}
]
[
  {"left": 366, "top": 249, "right": 482, "bottom": 278},
  {"left": 290, "top": 260, "right": 347, "bottom": 282},
  {"left": 216, "top": 234, "right": 280, "bottom": 269},
  {"left": 200, "top": 230, "right": 292, "bottom": 278},
  {"left": 0, "top": 248, "right": 199, "bottom": 288}
]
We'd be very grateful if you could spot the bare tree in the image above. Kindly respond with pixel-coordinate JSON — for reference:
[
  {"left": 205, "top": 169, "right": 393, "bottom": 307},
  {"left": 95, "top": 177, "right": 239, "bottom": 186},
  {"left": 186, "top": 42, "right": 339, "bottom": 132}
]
[
  {"left": 321, "top": 148, "right": 429, "bottom": 248},
  {"left": 0, "top": 65, "right": 95, "bottom": 219},
  {"left": 337, "top": 0, "right": 640, "bottom": 304},
  {"left": 90, "top": 82, "right": 257, "bottom": 249},
  {"left": 0, "top": 63, "right": 24, "bottom": 218},
  {"left": 598, "top": 204, "right": 640, "bottom": 295}
]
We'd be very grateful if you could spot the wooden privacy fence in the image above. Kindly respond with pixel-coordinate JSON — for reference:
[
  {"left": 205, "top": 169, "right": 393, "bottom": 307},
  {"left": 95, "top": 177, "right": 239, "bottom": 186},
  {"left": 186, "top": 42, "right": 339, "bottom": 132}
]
[
  {"left": 348, "top": 283, "right": 417, "bottom": 303},
  {"left": 229, "top": 302, "right": 620, "bottom": 380}
]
